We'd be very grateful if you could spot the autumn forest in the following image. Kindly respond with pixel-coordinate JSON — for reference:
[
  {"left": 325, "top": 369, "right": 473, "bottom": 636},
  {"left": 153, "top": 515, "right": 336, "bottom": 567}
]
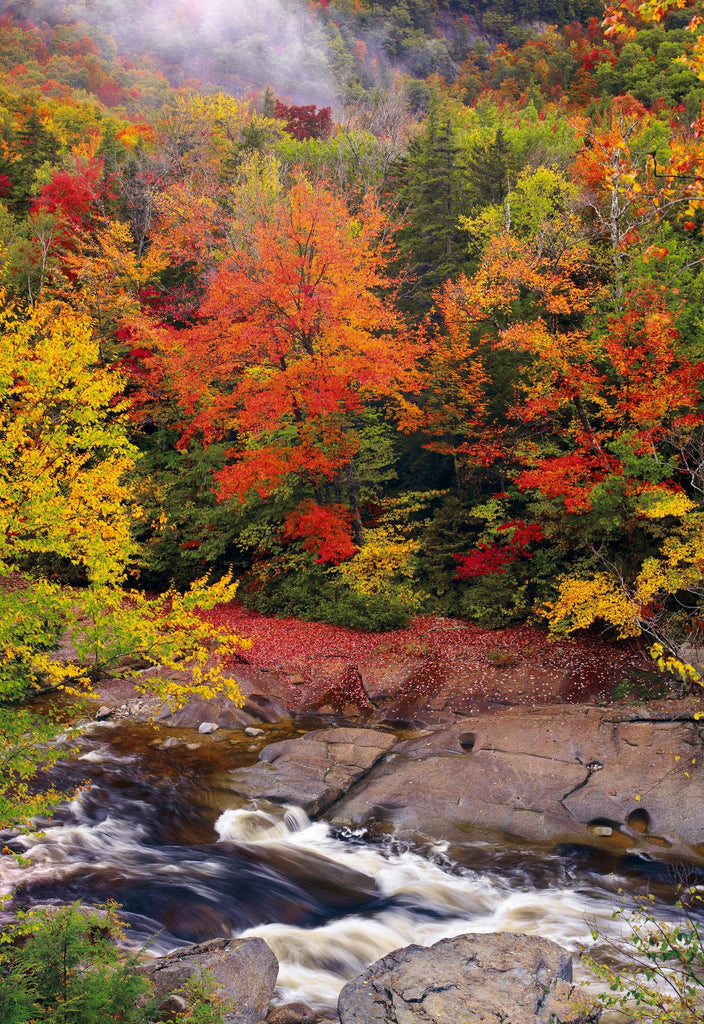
[{"left": 2, "top": 0, "right": 704, "bottom": 827}]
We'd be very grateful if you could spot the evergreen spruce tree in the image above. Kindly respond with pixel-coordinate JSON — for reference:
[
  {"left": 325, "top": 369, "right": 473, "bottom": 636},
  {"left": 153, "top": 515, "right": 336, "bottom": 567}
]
[
  {"left": 8, "top": 105, "right": 60, "bottom": 217},
  {"left": 390, "top": 108, "right": 469, "bottom": 313},
  {"left": 465, "top": 127, "right": 513, "bottom": 209}
]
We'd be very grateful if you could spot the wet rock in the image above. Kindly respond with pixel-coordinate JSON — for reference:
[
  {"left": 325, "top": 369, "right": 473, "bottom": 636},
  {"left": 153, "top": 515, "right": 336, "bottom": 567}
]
[
  {"left": 139, "top": 937, "right": 278, "bottom": 1024},
  {"left": 159, "top": 736, "right": 181, "bottom": 750},
  {"left": 95, "top": 706, "right": 112, "bottom": 720},
  {"left": 223, "top": 727, "right": 395, "bottom": 816},
  {"left": 329, "top": 703, "right": 704, "bottom": 856},
  {"left": 245, "top": 727, "right": 266, "bottom": 737},
  {"left": 243, "top": 693, "right": 289, "bottom": 724},
  {"left": 267, "top": 1002, "right": 320, "bottom": 1024},
  {"left": 198, "top": 721, "right": 219, "bottom": 734},
  {"left": 159, "top": 994, "right": 188, "bottom": 1014},
  {"left": 337, "top": 932, "right": 600, "bottom": 1024},
  {"left": 162, "top": 697, "right": 258, "bottom": 731}
]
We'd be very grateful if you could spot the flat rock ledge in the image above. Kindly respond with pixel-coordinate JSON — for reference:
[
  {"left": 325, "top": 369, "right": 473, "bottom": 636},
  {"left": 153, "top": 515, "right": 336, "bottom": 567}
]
[
  {"left": 338, "top": 932, "right": 600, "bottom": 1024},
  {"left": 221, "top": 726, "right": 395, "bottom": 816},
  {"left": 329, "top": 703, "right": 704, "bottom": 858},
  {"left": 206, "top": 704, "right": 704, "bottom": 858}
]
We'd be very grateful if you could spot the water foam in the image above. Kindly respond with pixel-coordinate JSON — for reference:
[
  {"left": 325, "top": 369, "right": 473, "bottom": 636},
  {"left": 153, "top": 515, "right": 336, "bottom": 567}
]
[{"left": 214, "top": 803, "right": 622, "bottom": 1016}]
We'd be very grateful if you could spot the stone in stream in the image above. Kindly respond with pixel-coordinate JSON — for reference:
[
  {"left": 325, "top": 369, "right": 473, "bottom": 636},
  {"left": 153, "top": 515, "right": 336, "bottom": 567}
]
[
  {"left": 223, "top": 727, "right": 395, "bottom": 816},
  {"left": 159, "top": 994, "right": 188, "bottom": 1015},
  {"left": 139, "top": 936, "right": 277, "bottom": 1024},
  {"left": 266, "top": 1002, "right": 320, "bottom": 1023},
  {"left": 160, "top": 697, "right": 260, "bottom": 730},
  {"left": 242, "top": 692, "right": 289, "bottom": 724},
  {"left": 337, "top": 932, "right": 600, "bottom": 1024}
]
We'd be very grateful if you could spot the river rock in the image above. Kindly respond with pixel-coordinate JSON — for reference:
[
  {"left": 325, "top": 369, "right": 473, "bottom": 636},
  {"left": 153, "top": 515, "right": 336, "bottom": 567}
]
[
  {"left": 159, "top": 994, "right": 188, "bottom": 1014},
  {"left": 140, "top": 936, "right": 278, "bottom": 1024},
  {"left": 329, "top": 702, "right": 704, "bottom": 856},
  {"left": 242, "top": 693, "right": 289, "bottom": 724},
  {"left": 337, "top": 932, "right": 600, "bottom": 1024},
  {"left": 267, "top": 1002, "right": 320, "bottom": 1023},
  {"left": 161, "top": 697, "right": 259, "bottom": 730},
  {"left": 222, "top": 727, "right": 395, "bottom": 815}
]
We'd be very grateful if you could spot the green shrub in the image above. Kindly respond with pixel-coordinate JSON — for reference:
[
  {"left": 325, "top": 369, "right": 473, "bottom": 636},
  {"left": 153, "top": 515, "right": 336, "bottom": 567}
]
[
  {"left": 0, "top": 903, "right": 149, "bottom": 1024},
  {"left": 160, "top": 974, "right": 233, "bottom": 1024},
  {"left": 0, "top": 904, "right": 232, "bottom": 1024},
  {"left": 242, "top": 557, "right": 410, "bottom": 630},
  {"left": 578, "top": 890, "right": 704, "bottom": 1024}
]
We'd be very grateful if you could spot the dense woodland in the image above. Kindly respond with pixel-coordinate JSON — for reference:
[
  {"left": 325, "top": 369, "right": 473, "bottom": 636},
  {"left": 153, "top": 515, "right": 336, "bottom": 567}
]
[{"left": 3, "top": 0, "right": 704, "bottom": 822}]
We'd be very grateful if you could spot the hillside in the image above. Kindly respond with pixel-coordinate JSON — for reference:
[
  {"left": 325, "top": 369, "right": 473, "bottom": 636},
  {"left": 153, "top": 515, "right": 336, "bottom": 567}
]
[{"left": 1, "top": 0, "right": 704, "bottom": 821}]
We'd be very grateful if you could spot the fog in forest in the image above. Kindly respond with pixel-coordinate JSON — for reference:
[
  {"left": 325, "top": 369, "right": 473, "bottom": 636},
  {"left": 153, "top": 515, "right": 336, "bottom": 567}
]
[{"left": 7, "top": 0, "right": 338, "bottom": 102}]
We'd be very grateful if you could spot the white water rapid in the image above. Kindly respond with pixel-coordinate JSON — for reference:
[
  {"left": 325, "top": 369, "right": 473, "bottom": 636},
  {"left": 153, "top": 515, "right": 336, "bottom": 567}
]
[{"left": 0, "top": 726, "right": 690, "bottom": 1019}]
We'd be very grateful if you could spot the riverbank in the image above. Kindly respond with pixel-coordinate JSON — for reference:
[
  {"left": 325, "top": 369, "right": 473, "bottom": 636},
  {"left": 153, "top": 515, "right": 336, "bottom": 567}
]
[
  {"left": 10, "top": 611, "right": 700, "bottom": 1021},
  {"left": 93, "top": 607, "right": 657, "bottom": 729},
  {"left": 199, "top": 606, "right": 656, "bottom": 719},
  {"left": 87, "top": 610, "right": 703, "bottom": 862}
]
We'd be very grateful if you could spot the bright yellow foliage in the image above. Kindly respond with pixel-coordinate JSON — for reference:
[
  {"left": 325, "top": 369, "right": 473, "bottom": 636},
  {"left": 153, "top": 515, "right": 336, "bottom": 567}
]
[
  {"left": 544, "top": 503, "right": 704, "bottom": 691},
  {"left": 338, "top": 525, "right": 421, "bottom": 607},
  {"left": 0, "top": 293, "right": 139, "bottom": 583},
  {"left": 336, "top": 493, "right": 438, "bottom": 610},
  {"left": 61, "top": 220, "right": 167, "bottom": 343},
  {"left": 0, "top": 289, "right": 247, "bottom": 712},
  {"left": 651, "top": 642, "right": 701, "bottom": 688},
  {"left": 72, "top": 575, "right": 249, "bottom": 708},
  {"left": 636, "top": 488, "right": 696, "bottom": 520},
  {"left": 542, "top": 572, "right": 641, "bottom": 638}
]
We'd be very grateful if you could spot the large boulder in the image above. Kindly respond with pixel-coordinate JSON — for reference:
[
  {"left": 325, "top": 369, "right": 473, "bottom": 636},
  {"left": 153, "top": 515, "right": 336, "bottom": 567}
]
[
  {"left": 140, "top": 936, "right": 278, "bottom": 1024},
  {"left": 337, "top": 932, "right": 599, "bottom": 1024},
  {"left": 329, "top": 702, "right": 704, "bottom": 857},
  {"left": 221, "top": 727, "right": 395, "bottom": 816}
]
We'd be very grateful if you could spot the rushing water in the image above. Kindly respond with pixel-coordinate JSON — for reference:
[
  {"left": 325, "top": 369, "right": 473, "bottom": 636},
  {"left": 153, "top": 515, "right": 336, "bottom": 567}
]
[{"left": 0, "top": 719, "right": 697, "bottom": 1019}]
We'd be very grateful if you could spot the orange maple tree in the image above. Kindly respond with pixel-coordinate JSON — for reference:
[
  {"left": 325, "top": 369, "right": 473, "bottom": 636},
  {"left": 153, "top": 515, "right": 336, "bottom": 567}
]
[
  {"left": 425, "top": 224, "right": 704, "bottom": 596},
  {"left": 419, "top": 231, "right": 598, "bottom": 482},
  {"left": 149, "top": 178, "right": 420, "bottom": 561}
]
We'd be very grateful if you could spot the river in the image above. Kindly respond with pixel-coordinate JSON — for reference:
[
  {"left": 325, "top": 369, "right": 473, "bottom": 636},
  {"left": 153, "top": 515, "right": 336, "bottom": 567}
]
[{"left": 0, "top": 717, "right": 697, "bottom": 1019}]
